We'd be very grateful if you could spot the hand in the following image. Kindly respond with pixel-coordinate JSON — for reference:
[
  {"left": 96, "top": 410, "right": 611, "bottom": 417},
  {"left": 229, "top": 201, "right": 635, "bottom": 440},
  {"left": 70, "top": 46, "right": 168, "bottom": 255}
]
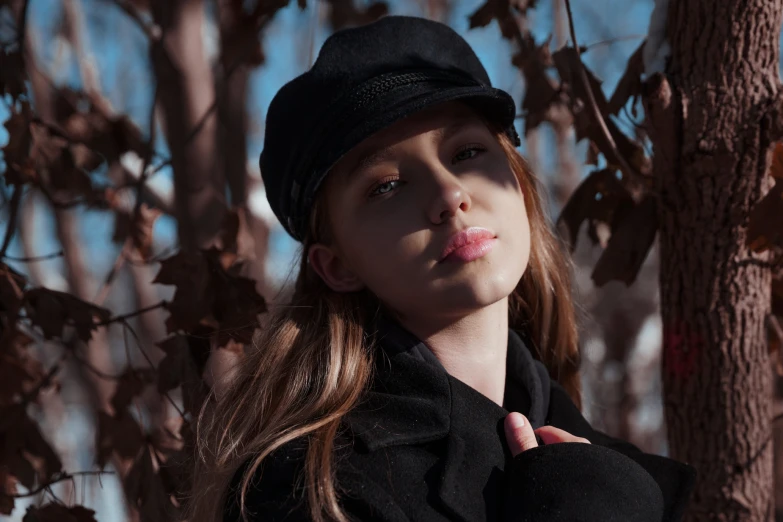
[{"left": 504, "top": 412, "right": 591, "bottom": 457}]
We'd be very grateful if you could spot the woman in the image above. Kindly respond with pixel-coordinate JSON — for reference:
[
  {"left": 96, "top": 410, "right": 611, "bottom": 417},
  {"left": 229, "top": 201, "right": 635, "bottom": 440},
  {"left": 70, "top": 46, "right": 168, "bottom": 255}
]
[{"left": 188, "top": 15, "right": 696, "bottom": 522}]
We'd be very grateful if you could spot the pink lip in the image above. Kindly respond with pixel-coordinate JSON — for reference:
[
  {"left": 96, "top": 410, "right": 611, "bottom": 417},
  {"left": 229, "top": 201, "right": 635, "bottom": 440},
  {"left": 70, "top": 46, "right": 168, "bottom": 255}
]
[{"left": 440, "top": 227, "right": 497, "bottom": 263}]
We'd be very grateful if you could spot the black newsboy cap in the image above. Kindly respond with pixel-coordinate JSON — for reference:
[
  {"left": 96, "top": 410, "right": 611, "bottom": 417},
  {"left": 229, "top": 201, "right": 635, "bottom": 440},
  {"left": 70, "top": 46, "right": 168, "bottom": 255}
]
[{"left": 260, "top": 15, "right": 521, "bottom": 242}]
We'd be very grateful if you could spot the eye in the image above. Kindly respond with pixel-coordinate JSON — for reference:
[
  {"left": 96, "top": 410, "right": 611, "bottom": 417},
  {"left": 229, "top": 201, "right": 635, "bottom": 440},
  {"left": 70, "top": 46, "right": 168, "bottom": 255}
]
[
  {"left": 367, "top": 176, "right": 402, "bottom": 198},
  {"left": 452, "top": 143, "right": 487, "bottom": 164}
]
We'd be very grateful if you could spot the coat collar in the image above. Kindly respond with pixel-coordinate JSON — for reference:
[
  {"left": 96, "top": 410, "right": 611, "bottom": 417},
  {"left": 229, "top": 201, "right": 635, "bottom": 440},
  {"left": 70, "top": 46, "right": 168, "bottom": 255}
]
[
  {"left": 345, "top": 311, "right": 549, "bottom": 452},
  {"left": 343, "top": 312, "right": 549, "bottom": 522}
]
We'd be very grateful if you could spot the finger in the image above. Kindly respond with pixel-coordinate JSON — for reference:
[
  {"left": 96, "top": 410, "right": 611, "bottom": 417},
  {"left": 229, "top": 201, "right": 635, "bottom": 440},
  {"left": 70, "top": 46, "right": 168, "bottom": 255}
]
[
  {"left": 535, "top": 425, "right": 591, "bottom": 445},
  {"left": 504, "top": 412, "right": 539, "bottom": 457}
]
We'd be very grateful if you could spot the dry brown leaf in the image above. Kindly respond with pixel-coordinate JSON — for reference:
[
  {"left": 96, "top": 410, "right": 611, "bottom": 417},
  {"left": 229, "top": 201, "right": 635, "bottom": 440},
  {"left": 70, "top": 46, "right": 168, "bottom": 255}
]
[
  {"left": 218, "top": 207, "right": 256, "bottom": 267},
  {"left": 156, "top": 334, "right": 209, "bottom": 414},
  {"left": 0, "top": 336, "right": 43, "bottom": 407},
  {"left": 607, "top": 42, "right": 645, "bottom": 116},
  {"left": 22, "top": 503, "right": 97, "bottom": 522},
  {"left": 124, "top": 447, "right": 176, "bottom": 522},
  {"left": 95, "top": 411, "right": 145, "bottom": 468},
  {"left": 554, "top": 47, "right": 651, "bottom": 178},
  {"left": 0, "top": 49, "right": 26, "bottom": 101},
  {"left": 770, "top": 142, "right": 783, "bottom": 179},
  {"left": 0, "top": 405, "right": 62, "bottom": 491},
  {"left": 591, "top": 195, "right": 658, "bottom": 287},
  {"left": 328, "top": 0, "right": 388, "bottom": 30},
  {"left": 113, "top": 204, "right": 163, "bottom": 261},
  {"left": 0, "top": 262, "right": 27, "bottom": 316},
  {"left": 110, "top": 369, "right": 156, "bottom": 416},
  {"left": 747, "top": 177, "right": 783, "bottom": 253},
  {"left": 557, "top": 168, "right": 636, "bottom": 252},
  {"left": 0, "top": 467, "right": 18, "bottom": 516},
  {"left": 2, "top": 106, "right": 37, "bottom": 188},
  {"left": 24, "top": 288, "right": 112, "bottom": 343},
  {"left": 153, "top": 249, "right": 265, "bottom": 342}
]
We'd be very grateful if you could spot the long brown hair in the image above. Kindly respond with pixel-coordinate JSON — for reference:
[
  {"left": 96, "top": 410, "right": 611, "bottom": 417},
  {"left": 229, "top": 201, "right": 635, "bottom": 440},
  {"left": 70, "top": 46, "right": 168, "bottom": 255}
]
[{"left": 185, "top": 121, "right": 582, "bottom": 522}]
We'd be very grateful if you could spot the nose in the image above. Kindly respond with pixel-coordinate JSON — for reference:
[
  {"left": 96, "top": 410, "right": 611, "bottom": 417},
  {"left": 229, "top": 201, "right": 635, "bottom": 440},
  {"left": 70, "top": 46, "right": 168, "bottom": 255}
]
[{"left": 427, "top": 167, "right": 472, "bottom": 224}]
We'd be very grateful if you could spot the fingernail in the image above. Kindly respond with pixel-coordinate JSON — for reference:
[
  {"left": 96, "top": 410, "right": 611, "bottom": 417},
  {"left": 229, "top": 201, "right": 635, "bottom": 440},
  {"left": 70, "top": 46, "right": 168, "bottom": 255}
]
[{"left": 507, "top": 413, "right": 525, "bottom": 429}]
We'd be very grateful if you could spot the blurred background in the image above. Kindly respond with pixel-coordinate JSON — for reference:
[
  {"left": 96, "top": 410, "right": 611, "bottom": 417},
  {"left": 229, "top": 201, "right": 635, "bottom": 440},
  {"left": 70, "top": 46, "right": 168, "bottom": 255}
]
[{"left": 1, "top": 0, "right": 782, "bottom": 520}]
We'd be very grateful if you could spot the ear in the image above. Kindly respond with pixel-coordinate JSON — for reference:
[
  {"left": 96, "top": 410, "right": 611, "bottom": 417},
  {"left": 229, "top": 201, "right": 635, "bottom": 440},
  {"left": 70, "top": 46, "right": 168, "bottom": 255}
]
[{"left": 308, "top": 243, "right": 365, "bottom": 293}]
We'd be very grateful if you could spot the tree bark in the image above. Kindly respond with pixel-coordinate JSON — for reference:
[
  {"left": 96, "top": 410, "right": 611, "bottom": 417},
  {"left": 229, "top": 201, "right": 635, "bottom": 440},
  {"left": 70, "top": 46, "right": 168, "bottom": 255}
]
[{"left": 645, "top": 2, "right": 783, "bottom": 519}]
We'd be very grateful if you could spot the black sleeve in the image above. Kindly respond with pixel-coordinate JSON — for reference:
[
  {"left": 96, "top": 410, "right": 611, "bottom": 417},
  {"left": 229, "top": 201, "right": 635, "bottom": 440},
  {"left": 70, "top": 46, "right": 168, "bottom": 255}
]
[
  {"left": 223, "top": 442, "right": 412, "bottom": 522},
  {"left": 544, "top": 380, "right": 697, "bottom": 522},
  {"left": 503, "top": 441, "right": 666, "bottom": 522}
]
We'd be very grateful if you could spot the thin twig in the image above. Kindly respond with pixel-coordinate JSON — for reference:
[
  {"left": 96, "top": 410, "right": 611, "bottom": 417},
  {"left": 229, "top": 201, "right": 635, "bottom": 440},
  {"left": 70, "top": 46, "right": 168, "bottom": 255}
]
[
  {"left": 120, "top": 319, "right": 187, "bottom": 419},
  {"left": 2, "top": 250, "right": 64, "bottom": 262},
  {"left": 11, "top": 471, "right": 114, "bottom": 498},
  {"left": 20, "top": 351, "right": 69, "bottom": 405},
  {"left": 16, "top": 0, "right": 31, "bottom": 52},
  {"left": 0, "top": 186, "right": 23, "bottom": 258},
  {"left": 133, "top": 83, "right": 159, "bottom": 218},
  {"left": 71, "top": 352, "right": 127, "bottom": 380},
  {"left": 111, "top": 0, "right": 162, "bottom": 41},
  {"left": 93, "top": 238, "right": 133, "bottom": 305},
  {"left": 562, "top": 0, "right": 649, "bottom": 185},
  {"left": 583, "top": 34, "right": 645, "bottom": 51},
  {"left": 95, "top": 300, "right": 168, "bottom": 327},
  {"left": 769, "top": 315, "right": 783, "bottom": 345}
]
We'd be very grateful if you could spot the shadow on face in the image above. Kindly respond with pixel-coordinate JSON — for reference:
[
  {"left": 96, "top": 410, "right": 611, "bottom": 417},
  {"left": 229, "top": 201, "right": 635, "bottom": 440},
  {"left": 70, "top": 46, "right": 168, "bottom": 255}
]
[{"left": 307, "top": 100, "right": 531, "bottom": 324}]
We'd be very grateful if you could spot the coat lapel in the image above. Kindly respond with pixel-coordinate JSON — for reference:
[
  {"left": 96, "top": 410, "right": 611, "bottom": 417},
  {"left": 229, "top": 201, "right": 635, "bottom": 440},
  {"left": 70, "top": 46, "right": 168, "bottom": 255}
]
[
  {"left": 344, "top": 312, "right": 543, "bottom": 522},
  {"left": 436, "top": 375, "right": 510, "bottom": 522}
]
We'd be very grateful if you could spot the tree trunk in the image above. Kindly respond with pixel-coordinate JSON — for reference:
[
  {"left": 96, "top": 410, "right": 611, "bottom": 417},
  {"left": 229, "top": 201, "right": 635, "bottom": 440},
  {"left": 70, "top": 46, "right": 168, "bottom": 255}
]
[
  {"left": 551, "top": 0, "right": 579, "bottom": 208},
  {"left": 151, "top": 0, "right": 225, "bottom": 250},
  {"left": 645, "top": 2, "right": 783, "bottom": 519}
]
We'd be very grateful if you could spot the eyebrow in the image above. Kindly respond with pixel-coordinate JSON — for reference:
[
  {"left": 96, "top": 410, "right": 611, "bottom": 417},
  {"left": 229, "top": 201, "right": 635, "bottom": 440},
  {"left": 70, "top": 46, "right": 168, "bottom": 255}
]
[{"left": 344, "top": 116, "right": 480, "bottom": 183}]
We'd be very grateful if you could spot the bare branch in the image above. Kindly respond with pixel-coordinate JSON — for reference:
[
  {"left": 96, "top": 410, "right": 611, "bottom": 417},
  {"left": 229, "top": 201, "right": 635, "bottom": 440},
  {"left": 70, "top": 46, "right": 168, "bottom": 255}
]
[
  {"left": 95, "top": 300, "right": 169, "bottom": 327},
  {"left": 769, "top": 315, "right": 783, "bottom": 345},
  {"left": 2, "top": 250, "right": 65, "bottom": 262},
  {"left": 11, "top": 470, "right": 114, "bottom": 498},
  {"left": 562, "top": 0, "right": 650, "bottom": 187},
  {"left": 0, "top": 187, "right": 23, "bottom": 258},
  {"left": 111, "top": 0, "right": 162, "bottom": 41}
]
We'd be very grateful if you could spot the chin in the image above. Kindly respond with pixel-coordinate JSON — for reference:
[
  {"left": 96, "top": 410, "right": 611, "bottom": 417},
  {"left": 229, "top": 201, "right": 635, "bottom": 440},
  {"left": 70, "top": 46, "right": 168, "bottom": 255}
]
[{"left": 435, "top": 274, "right": 517, "bottom": 310}]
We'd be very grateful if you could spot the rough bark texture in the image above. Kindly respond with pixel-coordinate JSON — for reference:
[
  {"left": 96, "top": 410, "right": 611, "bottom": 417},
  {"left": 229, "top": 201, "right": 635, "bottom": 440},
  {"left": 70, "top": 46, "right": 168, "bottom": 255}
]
[{"left": 644, "top": 2, "right": 783, "bottom": 519}]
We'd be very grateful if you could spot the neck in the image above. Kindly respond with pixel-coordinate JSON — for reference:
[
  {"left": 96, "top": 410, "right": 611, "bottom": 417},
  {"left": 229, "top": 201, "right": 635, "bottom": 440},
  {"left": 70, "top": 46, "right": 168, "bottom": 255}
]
[{"left": 395, "top": 299, "right": 509, "bottom": 407}]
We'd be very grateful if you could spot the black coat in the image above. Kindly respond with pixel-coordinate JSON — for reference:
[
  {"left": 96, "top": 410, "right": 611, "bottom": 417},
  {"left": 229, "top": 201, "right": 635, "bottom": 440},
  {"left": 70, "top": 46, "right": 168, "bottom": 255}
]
[{"left": 224, "top": 314, "right": 697, "bottom": 522}]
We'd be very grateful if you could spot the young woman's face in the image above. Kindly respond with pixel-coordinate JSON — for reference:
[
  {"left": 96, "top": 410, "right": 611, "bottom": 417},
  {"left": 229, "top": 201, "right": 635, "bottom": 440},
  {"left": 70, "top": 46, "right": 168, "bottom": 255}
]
[{"left": 309, "top": 101, "right": 531, "bottom": 321}]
